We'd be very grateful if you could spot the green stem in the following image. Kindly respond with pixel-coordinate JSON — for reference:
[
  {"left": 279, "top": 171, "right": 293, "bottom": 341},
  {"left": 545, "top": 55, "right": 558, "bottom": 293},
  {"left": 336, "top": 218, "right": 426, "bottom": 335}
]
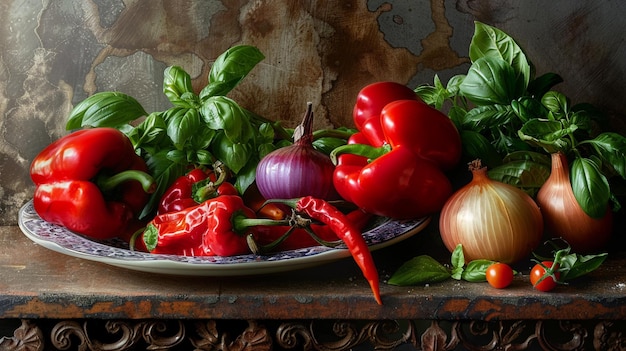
[
  {"left": 312, "top": 128, "right": 356, "bottom": 140},
  {"left": 97, "top": 170, "right": 156, "bottom": 194},
  {"left": 329, "top": 143, "right": 391, "bottom": 165}
]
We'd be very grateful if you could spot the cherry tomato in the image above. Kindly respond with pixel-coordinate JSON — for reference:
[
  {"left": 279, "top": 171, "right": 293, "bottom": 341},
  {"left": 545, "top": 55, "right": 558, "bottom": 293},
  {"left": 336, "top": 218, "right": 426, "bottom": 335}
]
[
  {"left": 530, "top": 261, "right": 560, "bottom": 292},
  {"left": 486, "top": 262, "right": 514, "bottom": 289}
]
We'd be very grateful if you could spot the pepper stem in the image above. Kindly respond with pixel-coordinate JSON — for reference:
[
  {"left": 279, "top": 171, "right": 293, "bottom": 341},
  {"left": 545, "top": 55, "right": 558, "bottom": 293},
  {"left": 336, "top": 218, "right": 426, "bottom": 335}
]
[
  {"left": 329, "top": 143, "right": 391, "bottom": 165},
  {"left": 97, "top": 170, "right": 156, "bottom": 194}
]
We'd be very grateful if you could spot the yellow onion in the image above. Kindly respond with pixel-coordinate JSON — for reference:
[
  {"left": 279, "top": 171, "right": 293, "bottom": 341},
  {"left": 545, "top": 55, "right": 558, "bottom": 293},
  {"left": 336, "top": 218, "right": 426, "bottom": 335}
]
[
  {"left": 439, "top": 160, "right": 543, "bottom": 264},
  {"left": 536, "top": 152, "right": 613, "bottom": 253}
]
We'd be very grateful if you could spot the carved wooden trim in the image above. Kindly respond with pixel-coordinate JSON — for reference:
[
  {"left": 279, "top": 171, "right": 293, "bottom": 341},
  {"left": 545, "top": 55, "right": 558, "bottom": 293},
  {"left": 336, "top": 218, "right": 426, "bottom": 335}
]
[{"left": 0, "top": 318, "right": 624, "bottom": 350}]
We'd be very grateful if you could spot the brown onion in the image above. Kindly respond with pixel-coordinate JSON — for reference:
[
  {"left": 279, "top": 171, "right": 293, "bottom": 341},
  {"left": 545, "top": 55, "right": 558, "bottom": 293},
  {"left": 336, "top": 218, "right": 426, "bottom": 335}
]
[
  {"left": 439, "top": 160, "right": 543, "bottom": 264},
  {"left": 536, "top": 152, "right": 613, "bottom": 253}
]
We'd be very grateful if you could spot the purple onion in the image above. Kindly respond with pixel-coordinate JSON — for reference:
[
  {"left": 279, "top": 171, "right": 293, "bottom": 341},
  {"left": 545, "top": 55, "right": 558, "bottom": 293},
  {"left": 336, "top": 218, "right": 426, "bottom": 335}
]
[{"left": 256, "top": 103, "right": 337, "bottom": 200}]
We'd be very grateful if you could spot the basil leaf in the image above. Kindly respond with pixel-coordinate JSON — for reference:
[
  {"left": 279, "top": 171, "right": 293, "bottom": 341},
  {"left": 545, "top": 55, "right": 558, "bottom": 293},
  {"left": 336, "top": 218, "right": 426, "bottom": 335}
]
[
  {"left": 66, "top": 92, "right": 147, "bottom": 129},
  {"left": 127, "top": 112, "right": 168, "bottom": 151},
  {"left": 571, "top": 157, "right": 610, "bottom": 218},
  {"left": 233, "top": 158, "right": 259, "bottom": 195},
  {"left": 163, "top": 66, "right": 197, "bottom": 108},
  {"left": 212, "top": 133, "right": 252, "bottom": 174},
  {"left": 200, "top": 45, "right": 265, "bottom": 99},
  {"left": 488, "top": 157, "right": 550, "bottom": 195},
  {"left": 387, "top": 255, "right": 451, "bottom": 286},
  {"left": 541, "top": 91, "right": 570, "bottom": 119},
  {"left": 517, "top": 119, "right": 573, "bottom": 153},
  {"left": 559, "top": 253, "right": 608, "bottom": 281},
  {"left": 511, "top": 96, "right": 548, "bottom": 123},
  {"left": 527, "top": 72, "right": 563, "bottom": 98},
  {"left": 459, "top": 56, "right": 520, "bottom": 106},
  {"left": 461, "top": 104, "right": 514, "bottom": 130},
  {"left": 582, "top": 132, "right": 626, "bottom": 179},
  {"left": 469, "top": 21, "right": 531, "bottom": 93},
  {"left": 164, "top": 107, "right": 202, "bottom": 150},
  {"left": 450, "top": 244, "right": 465, "bottom": 280},
  {"left": 461, "top": 259, "right": 496, "bottom": 282},
  {"left": 460, "top": 130, "right": 502, "bottom": 168},
  {"left": 200, "top": 96, "right": 254, "bottom": 143}
]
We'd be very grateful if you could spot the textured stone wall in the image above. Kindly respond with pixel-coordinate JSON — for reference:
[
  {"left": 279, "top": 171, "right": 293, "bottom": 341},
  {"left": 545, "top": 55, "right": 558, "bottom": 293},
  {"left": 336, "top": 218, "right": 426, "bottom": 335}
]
[{"left": 1, "top": 1, "right": 625, "bottom": 225}]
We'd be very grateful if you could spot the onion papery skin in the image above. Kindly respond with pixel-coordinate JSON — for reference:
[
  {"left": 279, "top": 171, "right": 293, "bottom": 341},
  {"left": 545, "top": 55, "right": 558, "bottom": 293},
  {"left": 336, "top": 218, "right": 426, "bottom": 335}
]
[
  {"left": 256, "top": 145, "right": 337, "bottom": 200},
  {"left": 536, "top": 152, "right": 613, "bottom": 253},
  {"left": 439, "top": 165, "right": 543, "bottom": 264}
]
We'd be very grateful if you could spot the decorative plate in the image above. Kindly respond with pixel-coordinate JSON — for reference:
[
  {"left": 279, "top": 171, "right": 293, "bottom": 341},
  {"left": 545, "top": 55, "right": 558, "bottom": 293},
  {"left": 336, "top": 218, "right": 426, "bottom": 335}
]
[{"left": 18, "top": 200, "right": 430, "bottom": 276}]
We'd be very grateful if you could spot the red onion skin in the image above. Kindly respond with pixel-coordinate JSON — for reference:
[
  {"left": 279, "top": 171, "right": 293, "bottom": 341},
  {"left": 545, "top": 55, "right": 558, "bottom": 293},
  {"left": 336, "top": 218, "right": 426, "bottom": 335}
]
[
  {"left": 439, "top": 164, "right": 543, "bottom": 264},
  {"left": 255, "top": 145, "right": 337, "bottom": 200},
  {"left": 536, "top": 152, "right": 613, "bottom": 253}
]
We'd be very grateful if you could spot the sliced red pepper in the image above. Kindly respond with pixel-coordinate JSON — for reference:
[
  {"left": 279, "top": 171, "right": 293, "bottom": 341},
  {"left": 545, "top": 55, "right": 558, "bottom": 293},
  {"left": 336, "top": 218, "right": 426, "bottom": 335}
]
[{"left": 30, "top": 128, "right": 155, "bottom": 239}]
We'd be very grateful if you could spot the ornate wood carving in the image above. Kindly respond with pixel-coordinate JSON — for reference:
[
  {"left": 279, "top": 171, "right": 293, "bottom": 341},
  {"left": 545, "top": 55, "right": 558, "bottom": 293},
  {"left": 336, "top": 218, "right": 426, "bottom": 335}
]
[{"left": 0, "top": 318, "right": 624, "bottom": 350}]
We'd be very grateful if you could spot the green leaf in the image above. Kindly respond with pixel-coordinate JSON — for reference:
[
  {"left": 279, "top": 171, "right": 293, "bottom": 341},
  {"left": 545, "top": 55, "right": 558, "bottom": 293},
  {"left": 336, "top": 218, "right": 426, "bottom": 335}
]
[
  {"left": 143, "top": 224, "right": 159, "bottom": 252},
  {"left": 163, "top": 66, "right": 197, "bottom": 108},
  {"left": 541, "top": 91, "right": 570, "bottom": 119},
  {"left": 518, "top": 119, "right": 573, "bottom": 153},
  {"left": 511, "top": 96, "right": 548, "bottom": 123},
  {"left": 200, "top": 45, "right": 265, "bottom": 99},
  {"left": 571, "top": 157, "right": 610, "bottom": 218},
  {"left": 163, "top": 107, "right": 202, "bottom": 150},
  {"left": 488, "top": 153, "right": 551, "bottom": 195},
  {"left": 66, "top": 92, "right": 147, "bottom": 129},
  {"left": 212, "top": 133, "right": 252, "bottom": 174},
  {"left": 459, "top": 130, "right": 502, "bottom": 168},
  {"left": 527, "top": 72, "right": 563, "bottom": 98},
  {"left": 233, "top": 158, "right": 258, "bottom": 195},
  {"left": 469, "top": 21, "right": 531, "bottom": 93},
  {"left": 459, "top": 56, "right": 521, "bottom": 106},
  {"left": 461, "top": 104, "right": 514, "bottom": 130},
  {"left": 450, "top": 244, "right": 465, "bottom": 280},
  {"left": 127, "top": 112, "right": 168, "bottom": 150},
  {"left": 387, "top": 255, "right": 451, "bottom": 286},
  {"left": 200, "top": 96, "right": 255, "bottom": 143},
  {"left": 558, "top": 253, "right": 608, "bottom": 281},
  {"left": 461, "top": 260, "right": 496, "bottom": 282},
  {"left": 582, "top": 132, "right": 626, "bottom": 179}
]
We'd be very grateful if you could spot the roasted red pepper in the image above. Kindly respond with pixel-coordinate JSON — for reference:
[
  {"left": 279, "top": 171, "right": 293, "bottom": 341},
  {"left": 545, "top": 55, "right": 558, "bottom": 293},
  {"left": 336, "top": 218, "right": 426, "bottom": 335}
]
[
  {"left": 332, "top": 96, "right": 462, "bottom": 219},
  {"left": 158, "top": 166, "right": 238, "bottom": 214},
  {"left": 144, "top": 195, "right": 270, "bottom": 257},
  {"left": 30, "top": 128, "right": 155, "bottom": 240}
]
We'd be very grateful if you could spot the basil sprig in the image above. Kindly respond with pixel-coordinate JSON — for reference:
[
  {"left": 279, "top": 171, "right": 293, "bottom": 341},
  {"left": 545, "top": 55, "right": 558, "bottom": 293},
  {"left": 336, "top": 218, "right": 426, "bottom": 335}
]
[
  {"left": 65, "top": 45, "right": 285, "bottom": 218},
  {"left": 416, "top": 21, "right": 626, "bottom": 217}
]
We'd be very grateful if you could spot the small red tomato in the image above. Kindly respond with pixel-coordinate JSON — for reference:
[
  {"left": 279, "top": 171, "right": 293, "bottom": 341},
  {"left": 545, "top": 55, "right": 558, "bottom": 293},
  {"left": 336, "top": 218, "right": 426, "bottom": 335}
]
[
  {"left": 530, "top": 261, "right": 560, "bottom": 292},
  {"left": 486, "top": 262, "right": 514, "bottom": 289}
]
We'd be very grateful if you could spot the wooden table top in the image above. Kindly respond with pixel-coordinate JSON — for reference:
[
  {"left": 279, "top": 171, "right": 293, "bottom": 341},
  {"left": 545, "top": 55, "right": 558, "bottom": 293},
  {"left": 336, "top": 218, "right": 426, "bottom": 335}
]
[{"left": 2, "top": 224, "right": 625, "bottom": 321}]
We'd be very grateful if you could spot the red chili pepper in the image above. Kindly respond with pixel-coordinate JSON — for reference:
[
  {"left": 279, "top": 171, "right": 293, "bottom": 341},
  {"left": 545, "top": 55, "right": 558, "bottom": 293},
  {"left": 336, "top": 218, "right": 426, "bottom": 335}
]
[
  {"left": 30, "top": 128, "right": 155, "bottom": 240},
  {"left": 331, "top": 97, "right": 462, "bottom": 219},
  {"left": 144, "top": 195, "right": 269, "bottom": 257},
  {"left": 158, "top": 166, "right": 238, "bottom": 214},
  {"left": 279, "top": 196, "right": 382, "bottom": 305},
  {"left": 253, "top": 208, "right": 372, "bottom": 251}
]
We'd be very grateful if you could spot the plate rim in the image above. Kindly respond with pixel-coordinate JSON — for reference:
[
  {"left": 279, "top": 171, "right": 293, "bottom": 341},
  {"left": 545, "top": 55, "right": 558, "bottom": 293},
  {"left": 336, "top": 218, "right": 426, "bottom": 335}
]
[{"left": 18, "top": 200, "right": 431, "bottom": 276}]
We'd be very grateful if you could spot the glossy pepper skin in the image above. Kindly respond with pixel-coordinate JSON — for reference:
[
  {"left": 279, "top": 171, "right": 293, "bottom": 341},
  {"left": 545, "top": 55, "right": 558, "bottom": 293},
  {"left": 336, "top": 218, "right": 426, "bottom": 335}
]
[
  {"left": 30, "top": 128, "right": 155, "bottom": 240},
  {"left": 294, "top": 196, "right": 382, "bottom": 305},
  {"left": 353, "top": 81, "right": 421, "bottom": 147},
  {"left": 144, "top": 195, "right": 254, "bottom": 257},
  {"left": 158, "top": 168, "right": 238, "bottom": 214},
  {"left": 332, "top": 97, "right": 462, "bottom": 219}
]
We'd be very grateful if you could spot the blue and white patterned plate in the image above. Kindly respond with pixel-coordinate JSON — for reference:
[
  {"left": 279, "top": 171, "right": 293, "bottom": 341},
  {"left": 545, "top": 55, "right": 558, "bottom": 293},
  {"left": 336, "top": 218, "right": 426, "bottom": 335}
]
[{"left": 18, "top": 200, "right": 430, "bottom": 276}]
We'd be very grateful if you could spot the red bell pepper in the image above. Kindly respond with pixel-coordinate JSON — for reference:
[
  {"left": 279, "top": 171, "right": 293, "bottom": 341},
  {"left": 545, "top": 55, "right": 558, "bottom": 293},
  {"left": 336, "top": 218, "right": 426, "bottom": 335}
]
[
  {"left": 331, "top": 98, "right": 462, "bottom": 219},
  {"left": 30, "top": 128, "right": 155, "bottom": 240},
  {"left": 353, "top": 81, "right": 421, "bottom": 147},
  {"left": 158, "top": 166, "right": 238, "bottom": 214}
]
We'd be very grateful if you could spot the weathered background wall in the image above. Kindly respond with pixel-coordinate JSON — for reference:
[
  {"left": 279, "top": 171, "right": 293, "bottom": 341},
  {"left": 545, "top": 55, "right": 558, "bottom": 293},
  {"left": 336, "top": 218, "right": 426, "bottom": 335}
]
[{"left": 1, "top": 0, "right": 625, "bottom": 225}]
